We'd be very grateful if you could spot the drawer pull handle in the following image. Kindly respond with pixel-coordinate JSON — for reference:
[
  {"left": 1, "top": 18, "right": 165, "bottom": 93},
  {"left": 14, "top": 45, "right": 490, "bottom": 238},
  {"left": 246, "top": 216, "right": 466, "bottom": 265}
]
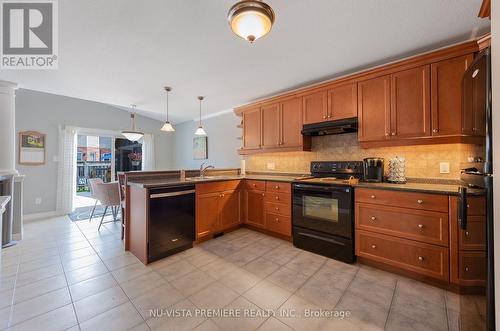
[
  {"left": 172, "top": 238, "right": 178, "bottom": 242},
  {"left": 417, "top": 199, "right": 423, "bottom": 204},
  {"left": 418, "top": 224, "right": 424, "bottom": 229},
  {"left": 275, "top": 186, "right": 279, "bottom": 189},
  {"left": 418, "top": 256, "right": 424, "bottom": 261},
  {"left": 370, "top": 195, "right": 376, "bottom": 199},
  {"left": 465, "top": 231, "right": 470, "bottom": 237},
  {"left": 371, "top": 245, "right": 376, "bottom": 249},
  {"left": 371, "top": 216, "right": 376, "bottom": 221},
  {"left": 465, "top": 266, "right": 469, "bottom": 272}
]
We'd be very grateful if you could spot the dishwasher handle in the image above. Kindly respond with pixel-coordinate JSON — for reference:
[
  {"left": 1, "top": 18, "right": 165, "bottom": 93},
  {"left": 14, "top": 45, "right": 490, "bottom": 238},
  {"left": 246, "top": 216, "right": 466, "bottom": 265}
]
[{"left": 150, "top": 189, "right": 195, "bottom": 199}]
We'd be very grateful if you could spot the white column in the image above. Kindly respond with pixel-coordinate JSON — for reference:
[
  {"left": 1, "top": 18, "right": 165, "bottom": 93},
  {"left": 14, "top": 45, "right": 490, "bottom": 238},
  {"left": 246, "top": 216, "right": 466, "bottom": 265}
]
[{"left": 0, "top": 80, "right": 19, "bottom": 174}]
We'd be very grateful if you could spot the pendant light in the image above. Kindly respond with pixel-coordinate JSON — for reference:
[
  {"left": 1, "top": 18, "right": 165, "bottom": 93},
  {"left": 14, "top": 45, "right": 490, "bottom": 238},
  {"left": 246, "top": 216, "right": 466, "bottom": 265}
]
[
  {"left": 160, "top": 86, "right": 175, "bottom": 132},
  {"left": 122, "top": 105, "right": 144, "bottom": 141},
  {"left": 194, "top": 96, "right": 207, "bottom": 136},
  {"left": 228, "top": 0, "right": 275, "bottom": 43}
]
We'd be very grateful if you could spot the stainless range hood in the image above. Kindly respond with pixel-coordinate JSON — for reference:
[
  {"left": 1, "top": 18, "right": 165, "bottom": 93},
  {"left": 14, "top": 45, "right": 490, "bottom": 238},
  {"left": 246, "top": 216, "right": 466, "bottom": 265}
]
[{"left": 301, "top": 117, "right": 358, "bottom": 136}]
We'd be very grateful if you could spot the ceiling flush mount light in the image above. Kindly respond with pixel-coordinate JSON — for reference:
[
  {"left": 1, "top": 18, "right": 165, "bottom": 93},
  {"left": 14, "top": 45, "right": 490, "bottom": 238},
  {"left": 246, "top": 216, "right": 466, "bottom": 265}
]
[
  {"left": 228, "top": 0, "right": 275, "bottom": 43},
  {"left": 194, "top": 96, "right": 207, "bottom": 136},
  {"left": 161, "top": 86, "right": 175, "bottom": 132},
  {"left": 122, "top": 105, "right": 144, "bottom": 141}
]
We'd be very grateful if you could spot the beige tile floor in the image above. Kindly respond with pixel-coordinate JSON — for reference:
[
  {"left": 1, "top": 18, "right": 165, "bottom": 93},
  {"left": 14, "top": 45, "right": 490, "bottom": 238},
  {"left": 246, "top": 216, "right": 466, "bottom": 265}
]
[{"left": 0, "top": 214, "right": 486, "bottom": 331}]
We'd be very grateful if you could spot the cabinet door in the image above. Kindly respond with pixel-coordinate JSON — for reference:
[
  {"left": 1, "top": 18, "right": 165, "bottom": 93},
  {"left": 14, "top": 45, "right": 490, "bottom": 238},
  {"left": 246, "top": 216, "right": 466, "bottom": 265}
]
[
  {"left": 303, "top": 90, "right": 328, "bottom": 125},
  {"left": 328, "top": 83, "right": 357, "bottom": 120},
  {"left": 472, "top": 56, "right": 487, "bottom": 136},
  {"left": 358, "top": 76, "right": 391, "bottom": 142},
  {"left": 280, "top": 97, "right": 303, "bottom": 148},
  {"left": 242, "top": 107, "right": 261, "bottom": 150},
  {"left": 261, "top": 103, "right": 280, "bottom": 149},
  {"left": 390, "top": 65, "right": 431, "bottom": 138},
  {"left": 431, "top": 54, "right": 473, "bottom": 136},
  {"left": 245, "top": 190, "right": 265, "bottom": 228},
  {"left": 195, "top": 193, "right": 220, "bottom": 239},
  {"left": 219, "top": 190, "right": 241, "bottom": 230}
]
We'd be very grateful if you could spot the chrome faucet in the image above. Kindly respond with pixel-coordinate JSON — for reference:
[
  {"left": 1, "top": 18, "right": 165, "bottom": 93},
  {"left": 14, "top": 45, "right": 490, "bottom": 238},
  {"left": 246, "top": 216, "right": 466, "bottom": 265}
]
[{"left": 200, "top": 161, "right": 214, "bottom": 178}]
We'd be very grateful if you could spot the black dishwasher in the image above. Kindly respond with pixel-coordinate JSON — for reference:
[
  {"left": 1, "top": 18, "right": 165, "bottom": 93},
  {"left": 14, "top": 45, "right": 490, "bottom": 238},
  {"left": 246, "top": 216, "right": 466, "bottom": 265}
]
[{"left": 148, "top": 184, "right": 195, "bottom": 262}]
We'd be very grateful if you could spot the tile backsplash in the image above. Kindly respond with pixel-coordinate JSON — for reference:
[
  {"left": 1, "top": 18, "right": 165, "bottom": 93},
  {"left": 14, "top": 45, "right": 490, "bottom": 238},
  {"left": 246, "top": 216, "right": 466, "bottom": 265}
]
[{"left": 244, "top": 133, "right": 484, "bottom": 179}]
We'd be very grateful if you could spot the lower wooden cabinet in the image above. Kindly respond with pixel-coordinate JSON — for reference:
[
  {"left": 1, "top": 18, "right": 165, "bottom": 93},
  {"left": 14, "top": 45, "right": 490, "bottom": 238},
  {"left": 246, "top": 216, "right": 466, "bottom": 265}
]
[
  {"left": 459, "top": 251, "right": 486, "bottom": 285},
  {"left": 196, "top": 181, "right": 242, "bottom": 240},
  {"left": 245, "top": 189, "right": 266, "bottom": 228}
]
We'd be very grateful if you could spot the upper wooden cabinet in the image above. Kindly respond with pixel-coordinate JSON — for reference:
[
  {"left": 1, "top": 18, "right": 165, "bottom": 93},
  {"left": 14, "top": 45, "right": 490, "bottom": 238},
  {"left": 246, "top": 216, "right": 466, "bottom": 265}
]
[
  {"left": 462, "top": 54, "right": 486, "bottom": 136},
  {"left": 358, "top": 75, "right": 391, "bottom": 142},
  {"left": 280, "top": 97, "right": 303, "bottom": 148},
  {"left": 303, "top": 90, "right": 328, "bottom": 125},
  {"left": 242, "top": 107, "right": 261, "bottom": 150},
  {"left": 431, "top": 55, "right": 473, "bottom": 136},
  {"left": 328, "top": 83, "right": 357, "bottom": 120},
  {"left": 390, "top": 65, "right": 431, "bottom": 139},
  {"left": 261, "top": 103, "right": 280, "bottom": 149}
]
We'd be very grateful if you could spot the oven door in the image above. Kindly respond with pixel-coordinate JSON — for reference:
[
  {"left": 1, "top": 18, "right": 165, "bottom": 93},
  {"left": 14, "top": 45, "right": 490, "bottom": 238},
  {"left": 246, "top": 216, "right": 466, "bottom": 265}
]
[{"left": 292, "top": 183, "right": 353, "bottom": 239}]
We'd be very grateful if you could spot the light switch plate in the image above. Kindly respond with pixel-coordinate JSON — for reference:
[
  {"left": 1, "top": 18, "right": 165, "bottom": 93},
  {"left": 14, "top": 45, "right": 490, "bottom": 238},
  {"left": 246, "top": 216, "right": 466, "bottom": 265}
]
[
  {"left": 439, "top": 162, "right": 450, "bottom": 174},
  {"left": 35, "top": 198, "right": 42, "bottom": 205},
  {"left": 267, "top": 162, "right": 276, "bottom": 170}
]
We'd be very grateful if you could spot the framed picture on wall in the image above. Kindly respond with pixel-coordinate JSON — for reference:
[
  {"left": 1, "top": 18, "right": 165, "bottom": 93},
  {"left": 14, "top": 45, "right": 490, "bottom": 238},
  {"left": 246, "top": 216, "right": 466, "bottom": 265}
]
[
  {"left": 193, "top": 136, "right": 208, "bottom": 160},
  {"left": 19, "top": 131, "right": 46, "bottom": 165}
]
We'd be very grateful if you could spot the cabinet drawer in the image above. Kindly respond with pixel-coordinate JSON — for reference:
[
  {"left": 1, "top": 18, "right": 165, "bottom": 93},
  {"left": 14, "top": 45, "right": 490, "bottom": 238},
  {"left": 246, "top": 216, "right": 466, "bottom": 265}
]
[
  {"left": 266, "top": 213, "right": 291, "bottom": 236},
  {"left": 459, "top": 216, "right": 486, "bottom": 250},
  {"left": 459, "top": 251, "right": 486, "bottom": 283},
  {"left": 264, "top": 192, "right": 291, "bottom": 205},
  {"left": 356, "top": 203, "right": 448, "bottom": 246},
  {"left": 356, "top": 230, "right": 449, "bottom": 281},
  {"left": 196, "top": 180, "right": 241, "bottom": 194},
  {"left": 266, "top": 181, "right": 291, "bottom": 193},
  {"left": 355, "top": 188, "right": 448, "bottom": 212},
  {"left": 245, "top": 180, "right": 266, "bottom": 191},
  {"left": 265, "top": 202, "right": 291, "bottom": 217},
  {"left": 467, "top": 197, "right": 486, "bottom": 216}
]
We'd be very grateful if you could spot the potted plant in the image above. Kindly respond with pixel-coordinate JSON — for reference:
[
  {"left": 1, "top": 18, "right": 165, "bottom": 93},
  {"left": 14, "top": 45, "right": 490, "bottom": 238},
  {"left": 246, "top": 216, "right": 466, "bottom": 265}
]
[{"left": 128, "top": 152, "right": 142, "bottom": 166}]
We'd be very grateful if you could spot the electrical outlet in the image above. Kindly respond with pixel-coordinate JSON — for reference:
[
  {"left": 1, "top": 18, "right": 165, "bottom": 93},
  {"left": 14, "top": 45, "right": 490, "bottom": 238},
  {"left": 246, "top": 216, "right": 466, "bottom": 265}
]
[
  {"left": 267, "top": 162, "right": 276, "bottom": 170},
  {"left": 439, "top": 162, "right": 450, "bottom": 174},
  {"left": 35, "top": 198, "right": 42, "bottom": 205}
]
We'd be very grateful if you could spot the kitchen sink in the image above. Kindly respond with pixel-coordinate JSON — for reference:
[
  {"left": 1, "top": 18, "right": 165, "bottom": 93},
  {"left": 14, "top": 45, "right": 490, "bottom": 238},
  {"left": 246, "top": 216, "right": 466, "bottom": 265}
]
[{"left": 185, "top": 176, "right": 237, "bottom": 181}]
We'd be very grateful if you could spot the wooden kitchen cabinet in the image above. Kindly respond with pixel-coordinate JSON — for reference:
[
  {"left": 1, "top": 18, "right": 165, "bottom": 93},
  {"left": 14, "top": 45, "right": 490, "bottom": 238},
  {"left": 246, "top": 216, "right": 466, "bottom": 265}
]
[
  {"left": 196, "top": 182, "right": 241, "bottom": 240},
  {"left": 390, "top": 66, "right": 431, "bottom": 139},
  {"left": 245, "top": 188, "right": 266, "bottom": 228},
  {"left": 358, "top": 75, "right": 391, "bottom": 142},
  {"left": 431, "top": 54, "right": 474, "bottom": 136},
  {"left": 280, "top": 97, "right": 303, "bottom": 148},
  {"left": 242, "top": 107, "right": 261, "bottom": 150},
  {"left": 462, "top": 54, "right": 486, "bottom": 136},
  {"left": 303, "top": 90, "right": 328, "bottom": 125},
  {"left": 328, "top": 82, "right": 357, "bottom": 120},
  {"left": 261, "top": 103, "right": 280, "bottom": 149}
]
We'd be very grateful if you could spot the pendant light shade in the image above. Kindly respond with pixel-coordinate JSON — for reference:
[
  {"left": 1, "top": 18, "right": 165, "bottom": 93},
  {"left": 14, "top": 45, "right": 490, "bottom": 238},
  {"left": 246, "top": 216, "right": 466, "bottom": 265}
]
[
  {"left": 194, "top": 96, "right": 207, "bottom": 136},
  {"left": 122, "top": 105, "right": 144, "bottom": 141},
  {"left": 161, "top": 86, "right": 175, "bottom": 132},
  {"left": 228, "top": 0, "right": 275, "bottom": 43}
]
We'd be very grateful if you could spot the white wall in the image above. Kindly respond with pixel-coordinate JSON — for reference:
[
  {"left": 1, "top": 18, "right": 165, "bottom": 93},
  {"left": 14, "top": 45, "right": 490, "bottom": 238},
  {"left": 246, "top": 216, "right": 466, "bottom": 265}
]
[
  {"left": 15, "top": 89, "right": 174, "bottom": 215},
  {"left": 172, "top": 112, "right": 242, "bottom": 170},
  {"left": 491, "top": 0, "right": 499, "bottom": 324}
]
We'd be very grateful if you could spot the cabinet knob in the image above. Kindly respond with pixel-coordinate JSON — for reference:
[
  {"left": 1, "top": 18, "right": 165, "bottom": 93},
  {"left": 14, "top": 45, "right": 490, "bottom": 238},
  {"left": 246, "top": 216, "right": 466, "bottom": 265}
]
[
  {"left": 465, "top": 231, "right": 470, "bottom": 237},
  {"left": 275, "top": 218, "right": 279, "bottom": 222},
  {"left": 418, "top": 256, "right": 424, "bottom": 261},
  {"left": 370, "top": 195, "right": 376, "bottom": 199},
  {"left": 371, "top": 245, "right": 376, "bottom": 249},
  {"left": 465, "top": 266, "right": 470, "bottom": 272},
  {"left": 275, "top": 186, "right": 279, "bottom": 189},
  {"left": 418, "top": 224, "right": 424, "bottom": 229},
  {"left": 391, "top": 132, "right": 396, "bottom": 136},
  {"left": 417, "top": 199, "right": 423, "bottom": 204},
  {"left": 323, "top": 115, "right": 327, "bottom": 119},
  {"left": 472, "top": 128, "right": 477, "bottom": 132},
  {"left": 275, "top": 207, "right": 279, "bottom": 211},
  {"left": 433, "top": 129, "right": 439, "bottom": 133},
  {"left": 385, "top": 133, "right": 389, "bottom": 137},
  {"left": 253, "top": 184, "right": 256, "bottom": 187},
  {"left": 262, "top": 193, "right": 265, "bottom": 197},
  {"left": 275, "top": 196, "right": 279, "bottom": 200},
  {"left": 371, "top": 216, "right": 376, "bottom": 221}
]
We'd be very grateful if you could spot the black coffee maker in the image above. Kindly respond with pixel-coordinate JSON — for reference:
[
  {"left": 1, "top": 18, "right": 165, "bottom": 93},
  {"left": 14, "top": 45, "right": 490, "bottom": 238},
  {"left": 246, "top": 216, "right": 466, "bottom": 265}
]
[{"left": 363, "top": 158, "right": 384, "bottom": 182}]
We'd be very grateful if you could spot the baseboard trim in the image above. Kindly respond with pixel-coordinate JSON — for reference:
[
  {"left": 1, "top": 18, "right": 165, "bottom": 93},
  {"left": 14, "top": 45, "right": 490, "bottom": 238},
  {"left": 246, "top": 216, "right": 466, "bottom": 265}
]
[{"left": 23, "top": 210, "right": 63, "bottom": 222}]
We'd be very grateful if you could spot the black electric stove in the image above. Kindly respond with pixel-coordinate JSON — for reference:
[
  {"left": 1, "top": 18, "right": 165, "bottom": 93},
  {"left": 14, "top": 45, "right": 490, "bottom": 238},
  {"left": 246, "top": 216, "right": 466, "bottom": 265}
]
[{"left": 292, "top": 161, "right": 363, "bottom": 263}]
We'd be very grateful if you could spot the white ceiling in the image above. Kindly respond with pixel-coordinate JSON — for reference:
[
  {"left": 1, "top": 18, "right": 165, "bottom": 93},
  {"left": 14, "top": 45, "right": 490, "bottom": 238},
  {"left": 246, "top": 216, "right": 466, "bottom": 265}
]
[{"left": 0, "top": 0, "right": 490, "bottom": 123}]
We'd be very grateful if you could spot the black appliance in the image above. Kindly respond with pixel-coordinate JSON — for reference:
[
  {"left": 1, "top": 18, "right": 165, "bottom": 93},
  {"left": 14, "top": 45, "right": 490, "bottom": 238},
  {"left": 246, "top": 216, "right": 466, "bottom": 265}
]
[
  {"left": 459, "top": 48, "right": 493, "bottom": 331},
  {"left": 301, "top": 117, "right": 358, "bottom": 136},
  {"left": 363, "top": 157, "right": 384, "bottom": 183},
  {"left": 148, "top": 184, "right": 195, "bottom": 262},
  {"left": 292, "top": 161, "right": 363, "bottom": 263}
]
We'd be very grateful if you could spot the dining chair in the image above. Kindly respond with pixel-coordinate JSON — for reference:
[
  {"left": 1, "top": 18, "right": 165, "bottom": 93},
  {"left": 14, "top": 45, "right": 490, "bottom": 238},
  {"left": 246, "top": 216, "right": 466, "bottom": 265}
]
[
  {"left": 87, "top": 178, "right": 104, "bottom": 222},
  {"left": 91, "top": 181, "right": 121, "bottom": 231}
]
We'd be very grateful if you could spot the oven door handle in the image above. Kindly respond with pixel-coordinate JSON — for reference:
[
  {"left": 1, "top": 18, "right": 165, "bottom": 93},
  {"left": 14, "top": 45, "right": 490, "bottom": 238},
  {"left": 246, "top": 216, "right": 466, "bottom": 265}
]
[
  {"left": 296, "top": 231, "right": 346, "bottom": 246},
  {"left": 293, "top": 184, "right": 349, "bottom": 192}
]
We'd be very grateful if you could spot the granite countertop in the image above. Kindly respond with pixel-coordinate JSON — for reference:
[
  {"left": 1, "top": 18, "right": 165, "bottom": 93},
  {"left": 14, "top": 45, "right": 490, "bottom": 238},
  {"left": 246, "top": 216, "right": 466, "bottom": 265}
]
[
  {"left": 0, "top": 196, "right": 11, "bottom": 213},
  {"left": 128, "top": 173, "right": 308, "bottom": 188},
  {"left": 354, "top": 181, "right": 484, "bottom": 196}
]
